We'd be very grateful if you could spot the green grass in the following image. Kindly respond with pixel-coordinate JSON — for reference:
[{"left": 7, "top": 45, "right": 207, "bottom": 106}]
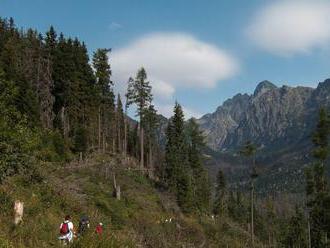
[{"left": 0, "top": 154, "right": 258, "bottom": 247}]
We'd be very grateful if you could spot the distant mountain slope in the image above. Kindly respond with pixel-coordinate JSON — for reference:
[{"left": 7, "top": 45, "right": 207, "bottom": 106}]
[
  {"left": 197, "top": 79, "right": 330, "bottom": 194},
  {"left": 197, "top": 79, "right": 330, "bottom": 152},
  {"left": 154, "top": 79, "right": 330, "bottom": 194}
]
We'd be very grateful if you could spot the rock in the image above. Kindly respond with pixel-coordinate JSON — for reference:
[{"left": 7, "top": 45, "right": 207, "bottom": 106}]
[{"left": 196, "top": 79, "right": 330, "bottom": 153}]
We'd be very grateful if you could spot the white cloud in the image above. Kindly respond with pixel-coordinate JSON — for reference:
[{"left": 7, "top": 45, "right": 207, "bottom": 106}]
[
  {"left": 155, "top": 103, "right": 202, "bottom": 119},
  {"left": 246, "top": 0, "right": 330, "bottom": 56},
  {"left": 112, "top": 32, "right": 238, "bottom": 101},
  {"left": 109, "top": 22, "right": 123, "bottom": 31},
  {"left": 152, "top": 80, "right": 175, "bottom": 100}
]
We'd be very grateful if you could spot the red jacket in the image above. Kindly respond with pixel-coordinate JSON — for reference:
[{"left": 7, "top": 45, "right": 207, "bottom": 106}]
[{"left": 95, "top": 225, "right": 103, "bottom": 235}]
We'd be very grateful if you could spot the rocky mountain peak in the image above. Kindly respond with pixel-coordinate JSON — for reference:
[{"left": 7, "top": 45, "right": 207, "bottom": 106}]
[
  {"left": 197, "top": 79, "right": 330, "bottom": 151},
  {"left": 253, "top": 80, "right": 277, "bottom": 96}
]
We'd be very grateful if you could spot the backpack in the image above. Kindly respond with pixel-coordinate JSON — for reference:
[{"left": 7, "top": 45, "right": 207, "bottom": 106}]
[
  {"left": 60, "top": 222, "right": 70, "bottom": 235},
  {"left": 78, "top": 220, "right": 89, "bottom": 234}
]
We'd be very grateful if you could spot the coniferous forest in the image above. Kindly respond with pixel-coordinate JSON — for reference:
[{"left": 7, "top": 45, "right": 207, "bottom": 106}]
[{"left": 0, "top": 16, "right": 330, "bottom": 248}]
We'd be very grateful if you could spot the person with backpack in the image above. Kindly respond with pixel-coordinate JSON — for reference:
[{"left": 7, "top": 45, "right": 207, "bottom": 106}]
[
  {"left": 78, "top": 215, "right": 90, "bottom": 237},
  {"left": 58, "top": 215, "right": 75, "bottom": 245},
  {"left": 95, "top": 222, "right": 103, "bottom": 236}
]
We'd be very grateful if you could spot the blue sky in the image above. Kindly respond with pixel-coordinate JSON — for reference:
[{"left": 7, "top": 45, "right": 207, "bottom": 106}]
[{"left": 2, "top": 0, "right": 330, "bottom": 118}]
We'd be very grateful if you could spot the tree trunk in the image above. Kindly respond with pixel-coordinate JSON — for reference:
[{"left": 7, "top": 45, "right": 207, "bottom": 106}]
[
  {"left": 113, "top": 173, "right": 121, "bottom": 200},
  {"left": 140, "top": 125, "right": 144, "bottom": 169},
  {"left": 61, "top": 106, "right": 67, "bottom": 137},
  {"left": 116, "top": 186, "right": 121, "bottom": 200},
  {"left": 124, "top": 118, "right": 127, "bottom": 156},
  {"left": 102, "top": 111, "right": 106, "bottom": 154},
  {"left": 149, "top": 142, "right": 153, "bottom": 169},
  {"left": 102, "top": 130, "right": 106, "bottom": 153},
  {"left": 308, "top": 214, "right": 312, "bottom": 248},
  {"left": 251, "top": 180, "right": 254, "bottom": 248},
  {"left": 117, "top": 114, "right": 121, "bottom": 154},
  {"left": 148, "top": 141, "right": 153, "bottom": 178},
  {"left": 98, "top": 106, "right": 101, "bottom": 152},
  {"left": 14, "top": 200, "right": 24, "bottom": 225}
]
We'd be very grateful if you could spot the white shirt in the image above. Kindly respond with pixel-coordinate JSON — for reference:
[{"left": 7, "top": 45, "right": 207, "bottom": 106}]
[
  {"left": 60, "top": 221, "right": 73, "bottom": 231},
  {"left": 59, "top": 221, "right": 74, "bottom": 242}
]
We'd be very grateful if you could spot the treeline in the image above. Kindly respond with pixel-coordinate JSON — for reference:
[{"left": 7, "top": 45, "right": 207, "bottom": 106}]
[
  {"left": 212, "top": 108, "right": 330, "bottom": 247},
  {"left": 0, "top": 17, "right": 161, "bottom": 180},
  {"left": 0, "top": 17, "right": 210, "bottom": 216},
  {"left": 164, "top": 103, "right": 211, "bottom": 213},
  {"left": 5, "top": 16, "right": 330, "bottom": 247}
]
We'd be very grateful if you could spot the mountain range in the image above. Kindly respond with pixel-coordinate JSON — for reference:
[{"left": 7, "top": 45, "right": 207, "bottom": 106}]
[{"left": 157, "top": 78, "right": 330, "bottom": 195}]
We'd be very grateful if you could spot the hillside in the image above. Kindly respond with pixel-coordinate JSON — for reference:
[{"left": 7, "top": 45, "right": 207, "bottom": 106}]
[
  {"left": 197, "top": 80, "right": 327, "bottom": 152},
  {"left": 197, "top": 79, "right": 330, "bottom": 194},
  {"left": 0, "top": 154, "right": 255, "bottom": 248},
  {"left": 1, "top": 16, "right": 329, "bottom": 248}
]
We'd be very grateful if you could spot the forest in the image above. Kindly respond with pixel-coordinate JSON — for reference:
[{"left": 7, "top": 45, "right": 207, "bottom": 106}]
[{"left": 0, "top": 17, "right": 330, "bottom": 247}]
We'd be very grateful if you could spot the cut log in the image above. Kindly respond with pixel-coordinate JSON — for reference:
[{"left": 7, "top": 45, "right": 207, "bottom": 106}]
[
  {"left": 14, "top": 200, "right": 24, "bottom": 225},
  {"left": 112, "top": 173, "right": 120, "bottom": 200},
  {"left": 116, "top": 185, "right": 121, "bottom": 200}
]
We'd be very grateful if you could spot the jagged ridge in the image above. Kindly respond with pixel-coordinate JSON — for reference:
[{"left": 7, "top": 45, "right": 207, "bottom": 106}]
[{"left": 197, "top": 79, "right": 330, "bottom": 152}]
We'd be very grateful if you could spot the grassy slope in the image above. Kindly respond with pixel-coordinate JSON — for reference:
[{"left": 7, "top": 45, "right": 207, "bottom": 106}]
[{"left": 0, "top": 154, "right": 256, "bottom": 248}]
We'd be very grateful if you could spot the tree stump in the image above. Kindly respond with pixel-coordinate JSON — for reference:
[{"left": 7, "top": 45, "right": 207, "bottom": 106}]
[
  {"left": 115, "top": 185, "right": 121, "bottom": 200},
  {"left": 14, "top": 200, "right": 24, "bottom": 225},
  {"left": 113, "top": 174, "right": 121, "bottom": 200}
]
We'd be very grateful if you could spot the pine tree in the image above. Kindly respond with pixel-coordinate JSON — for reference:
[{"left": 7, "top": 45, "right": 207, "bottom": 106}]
[
  {"left": 124, "top": 77, "right": 134, "bottom": 157},
  {"left": 128, "top": 68, "right": 153, "bottom": 169},
  {"left": 116, "top": 94, "right": 125, "bottom": 153},
  {"left": 165, "top": 102, "right": 186, "bottom": 189},
  {"left": 45, "top": 26, "right": 57, "bottom": 58},
  {"left": 186, "top": 119, "right": 210, "bottom": 213},
  {"left": 128, "top": 123, "right": 139, "bottom": 158},
  {"left": 281, "top": 207, "right": 308, "bottom": 248},
  {"left": 165, "top": 103, "right": 193, "bottom": 213},
  {"left": 306, "top": 108, "right": 330, "bottom": 247},
  {"left": 73, "top": 124, "right": 88, "bottom": 160},
  {"left": 37, "top": 28, "right": 55, "bottom": 129},
  {"left": 240, "top": 140, "right": 257, "bottom": 248},
  {"left": 92, "top": 48, "right": 114, "bottom": 153},
  {"left": 143, "top": 104, "right": 158, "bottom": 174},
  {"left": 214, "top": 169, "right": 226, "bottom": 216}
]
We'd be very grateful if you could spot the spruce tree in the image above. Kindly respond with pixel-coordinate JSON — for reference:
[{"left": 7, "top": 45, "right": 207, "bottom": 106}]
[
  {"left": 186, "top": 118, "right": 210, "bottom": 213},
  {"left": 116, "top": 94, "right": 125, "bottom": 153},
  {"left": 165, "top": 102, "right": 186, "bottom": 189},
  {"left": 165, "top": 103, "right": 193, "bottom": 213},
  {"left": 128, "top": 68, "right": 153, "bottom": 169},
  {"left": 37, "top": 28, "right": 55, "bottom": 129},
  {"left": 124, "top": 77, "right": 134, "bottom": 157},
  {"left": 143, "top": 104, "right": 158, "bottom": 173},
  {"left": 240, "top": 140, "right": 257, "bottom": 248},
  {"left": 214, "top": 169, "right": 226, "bottom": 216},
  {"left": 92, "top": 48, "right": 114, "bottom": 153},
  {"left": 281, "top": 207, "right": 308, "bottom": 248},
  {"left": 306, "top": 108, "right": 330, "bottom": 247}
]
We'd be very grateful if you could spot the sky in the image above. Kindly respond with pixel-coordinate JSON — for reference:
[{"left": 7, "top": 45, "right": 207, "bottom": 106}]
[{"left": 2, "top": 0, "right": 330, "bottom": 118}]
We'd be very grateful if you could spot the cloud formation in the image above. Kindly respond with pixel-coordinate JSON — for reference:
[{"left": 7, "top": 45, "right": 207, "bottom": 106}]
[
  {"left": 155, "top": 103, "right": 202, "bottom": 119},
  {"left": 109, "top": 22, "right": 123, "bottom": 31},
  {"left": 246, "top": 0, "right": 330, "bottom": 56},
  {"left": 112, "top": 32, "right": 238, "bottom": 100}
]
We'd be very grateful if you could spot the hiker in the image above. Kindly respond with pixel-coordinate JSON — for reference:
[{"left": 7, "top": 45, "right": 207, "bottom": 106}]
[
  {"left": 78, "top": 216, "right": 90, "bottom": 236},
  {"left": 95, "top": 222, "right": 103, "bottom": 235},
  {"left": 58, "top": 215, "right": 75, "bottom": 245}
]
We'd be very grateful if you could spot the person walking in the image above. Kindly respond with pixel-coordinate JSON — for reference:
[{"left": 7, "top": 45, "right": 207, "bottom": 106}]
[
  {"left": 95, "top": 222, "right": 103, "bottom": 236},
  {"left": 58, "top": 215, "right": 75, "bottom": 245}
]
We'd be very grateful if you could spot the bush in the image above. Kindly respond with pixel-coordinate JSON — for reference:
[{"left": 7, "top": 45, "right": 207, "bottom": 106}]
[
  {"left": 0, "top": 237, "right": 14, "bottom": 248},
  {"left": 0, "top": 190, "right": 13, "bottom": 216}
]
